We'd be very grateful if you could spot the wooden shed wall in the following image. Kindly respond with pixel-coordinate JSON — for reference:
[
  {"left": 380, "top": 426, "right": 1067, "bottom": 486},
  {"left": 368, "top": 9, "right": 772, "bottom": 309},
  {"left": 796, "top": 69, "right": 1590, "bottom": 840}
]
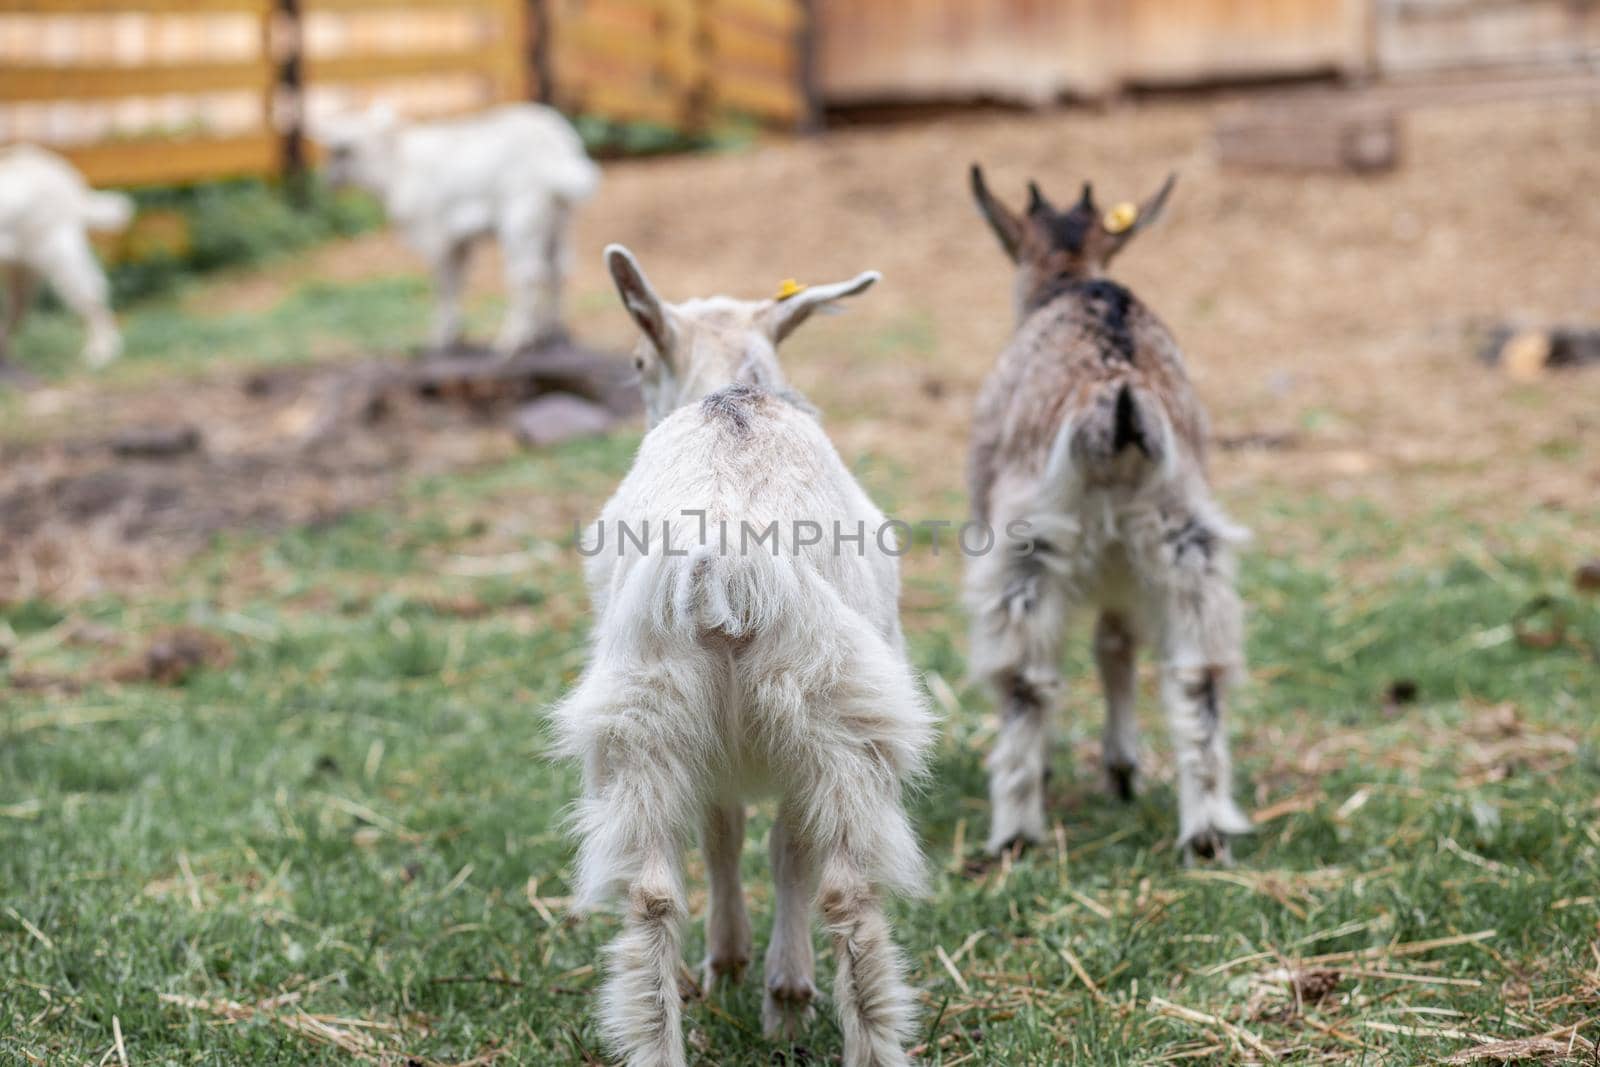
[
  {"left": 813, "top": 0, "right": 1371, "bottom": 106},
  {"left": 1374, "top": 0, "right": 1600, "bottom": 75}
]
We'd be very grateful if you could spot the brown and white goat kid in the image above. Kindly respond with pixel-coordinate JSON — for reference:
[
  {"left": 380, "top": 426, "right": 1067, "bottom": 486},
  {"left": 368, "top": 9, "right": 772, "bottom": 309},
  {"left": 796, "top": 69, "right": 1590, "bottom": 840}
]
[
  {"left": 553, "top": 246, "right": 933, "bottom": 1067},
  {"left": 965, "top": 167, "right": 1252, "bottom": 864}
]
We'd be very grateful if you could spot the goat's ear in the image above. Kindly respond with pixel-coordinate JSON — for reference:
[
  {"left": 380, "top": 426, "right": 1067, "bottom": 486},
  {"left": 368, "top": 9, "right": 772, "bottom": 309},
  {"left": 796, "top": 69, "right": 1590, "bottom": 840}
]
[
  {"left": 971, "top": 164, "right": 1024, "bottom": 262},
  {"left": 1103, "top": 172, "right": 1177, "bottom": 252},
  {"left": 763, "top": 270, "right": 880, "bottom": 344},
  {"left": 605, "top": 244, "right": 673, "bottom": 355}
]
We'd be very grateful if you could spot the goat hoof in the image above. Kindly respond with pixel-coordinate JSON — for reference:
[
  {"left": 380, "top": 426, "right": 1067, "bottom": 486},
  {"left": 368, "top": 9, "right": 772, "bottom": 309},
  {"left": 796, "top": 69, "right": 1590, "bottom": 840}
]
[
  {"left": 702, "top": 952, "right": 750, "bottom": 989},
  {"left": 762, "top": 977, "right": 818, "bottom": 1040},
  {"left": 1181, "top": 828, "right": 1233, "bottom": 867},
  {"left": 985, "top": 832, "right": 1036, "bottom": 859},
  {"left": 1105, "top": 764, "right": 1138, "bottom": 802}
]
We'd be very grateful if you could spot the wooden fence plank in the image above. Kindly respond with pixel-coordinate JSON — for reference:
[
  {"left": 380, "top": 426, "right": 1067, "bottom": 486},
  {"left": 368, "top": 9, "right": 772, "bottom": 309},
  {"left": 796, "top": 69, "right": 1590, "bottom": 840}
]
[
  {"left": 708, "top": 19, "right": 795, "bottom": 75},
  {"left": 565, "top": 80, "right": 683, "bottom": 126},
  {"left": 562, "top": 17, "right": 690, "bottom": 80},
  {"left": 713, "top": 0, "right": 801, "bottom": 33},
  {"left": 303, "top": 0, "right": 512, "bottom": 9},
  {"left": 64, "top": 133, "right": 278, "bottom": 186},
  {"left": 0, "top": 61, "right": 273, "bottom": 102},
  {"left": 307, "top": 48, "right": 513, "bottom": 82},
  {"left": 0, "top": 0, "right": 266, "bottom": 11},
  {"left": 711, "top": 70, "right": 802, "bottom": 120}
]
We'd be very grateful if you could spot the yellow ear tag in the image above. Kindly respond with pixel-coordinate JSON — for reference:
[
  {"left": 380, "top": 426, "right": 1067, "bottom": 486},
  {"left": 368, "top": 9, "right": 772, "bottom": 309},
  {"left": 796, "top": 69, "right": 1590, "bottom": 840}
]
[
  {"left": 774, "top": 278, "right": 807, "bottom": 300},
  {"left": 1103, "top": 202, "right": 1138, "bottom": 235}
]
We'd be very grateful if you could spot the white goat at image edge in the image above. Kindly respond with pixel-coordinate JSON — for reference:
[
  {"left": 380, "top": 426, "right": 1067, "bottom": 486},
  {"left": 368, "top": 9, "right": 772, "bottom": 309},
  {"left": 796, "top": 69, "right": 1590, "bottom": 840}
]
[{"left": 0, "top": 145, "right": 134, "bottom": 369}]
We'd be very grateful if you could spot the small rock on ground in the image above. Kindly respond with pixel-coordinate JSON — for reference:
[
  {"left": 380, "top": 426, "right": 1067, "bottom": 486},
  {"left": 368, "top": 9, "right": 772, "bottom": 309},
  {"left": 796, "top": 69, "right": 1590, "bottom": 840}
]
[{"left": 512, "top": 393, "right": 621, "bottom": 448}]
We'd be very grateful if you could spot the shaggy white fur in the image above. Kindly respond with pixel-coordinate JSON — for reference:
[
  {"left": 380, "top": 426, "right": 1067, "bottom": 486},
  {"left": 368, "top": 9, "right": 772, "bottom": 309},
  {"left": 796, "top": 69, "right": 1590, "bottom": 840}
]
[{"left": 553, "top": 246, "right": 933, "bottom": 1066}]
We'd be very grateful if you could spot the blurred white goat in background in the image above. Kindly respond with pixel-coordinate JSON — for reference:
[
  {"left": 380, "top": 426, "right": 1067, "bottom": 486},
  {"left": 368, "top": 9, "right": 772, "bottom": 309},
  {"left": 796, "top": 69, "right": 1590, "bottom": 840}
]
[
  {"left": 0, "top": 145, "right": 133, "bottom": 369},
  {"left": 314, "top": 103, "right": 599, "bottom": 354}
]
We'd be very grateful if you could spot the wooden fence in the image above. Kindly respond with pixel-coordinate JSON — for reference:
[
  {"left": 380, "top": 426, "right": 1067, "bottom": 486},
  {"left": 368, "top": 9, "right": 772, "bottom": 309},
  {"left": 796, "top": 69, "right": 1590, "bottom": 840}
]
[
  {"left": 9, "top": 0, "right": 1592, "bottom": 188},
  {"left": 0, "top": 0, "right": 809, "bottom": 187},
  {"left": 548, "top": 0, "right": 806, "bottom": 129}
]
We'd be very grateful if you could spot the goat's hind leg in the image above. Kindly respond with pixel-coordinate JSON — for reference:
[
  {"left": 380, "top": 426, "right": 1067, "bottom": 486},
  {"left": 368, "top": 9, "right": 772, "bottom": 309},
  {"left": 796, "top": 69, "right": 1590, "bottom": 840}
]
[
  {"left": 1146, "top": 514, "right": 1252, "bottom": 864},
  {"left": 816, "top": 847, "right": 915, "bottom": 1067},
  {"left": 969, "top": 546, "right": 1072, "bottom": 854},
  {"left": 1, "top": 266, "right": 37, "bottom": 361},
  {"left": 811, "top": 718, "right": 923, "bottom": 1064},
  {"left": 569, "top": 722, "right": 698, "bottom": 1066},
  {"left": 602, "top": 842, "right": 690, "bottom": 1067},
  {"left": 762, "top": 809, "right": 817, "bottom": 1040},
  {"left": 36, "top": 232, "right": 118, "bottom": 367},
  {"left": 1095, "top": 612, "right": 1141, "bottom": 801},
  {"left": 700, "top": 802, "right": 752, "bottom": 990},
  {"left": 802, "top": 755, "right": 920, "bottom": 1067},
  {"left": 759, "top": 632, "right": 927, "bottom": 1065}
]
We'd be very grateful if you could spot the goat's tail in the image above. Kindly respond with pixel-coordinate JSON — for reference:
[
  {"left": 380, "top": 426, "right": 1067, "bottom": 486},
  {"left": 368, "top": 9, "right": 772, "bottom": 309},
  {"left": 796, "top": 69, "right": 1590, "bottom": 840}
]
[
  {"left": 82, "top": 191, "right": 135, "bottom": 233},
  {"left": 1042, "top": 381, "right": 1173, "bottom": 495},
  {"left": 547, "top": 154, "right": 600, "bottom": 205},
  {"left": 672, "top": 543, "right": 802, "bottom": 640}
]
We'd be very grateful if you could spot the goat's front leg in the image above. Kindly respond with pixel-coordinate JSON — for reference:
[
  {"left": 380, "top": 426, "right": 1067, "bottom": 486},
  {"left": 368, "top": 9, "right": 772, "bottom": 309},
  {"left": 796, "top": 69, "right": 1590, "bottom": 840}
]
[
  {"left": 1150, "top": 526, "right": 1252, "bottom": 864},
  {"left": 1095, "top": 611, "right": 1142, "bottom": 800},
  {"left": 700, "top": 802, "right": 751, "bottom": 990},
  {"left": 427, "top": 238, "right": 471, "bottom": 351},
  {"left": 762, "top": 811, "right": 816, "bottom": 1040}
]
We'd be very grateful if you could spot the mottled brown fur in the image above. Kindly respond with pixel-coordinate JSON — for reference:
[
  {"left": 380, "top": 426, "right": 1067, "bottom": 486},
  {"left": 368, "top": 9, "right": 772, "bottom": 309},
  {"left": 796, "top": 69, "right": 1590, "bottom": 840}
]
[
  {"left": 967, "top": 167, "right": 1201, "bottom": 522},
  {"left": 969, "top": 278, "right": 1208, "bottom": 522},
  {"left": 964, "top": 166, "right": 1252, "bottom": 861}
]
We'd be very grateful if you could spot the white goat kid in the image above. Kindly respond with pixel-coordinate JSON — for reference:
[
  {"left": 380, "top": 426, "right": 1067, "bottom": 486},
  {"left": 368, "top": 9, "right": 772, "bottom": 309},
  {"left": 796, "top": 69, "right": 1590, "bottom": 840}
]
[
  {"left": 316, "top": 103, "right": 598, "bottom": 354},
  {"left": 554, "top": 246, "right": 933, "bottom": 1067},
  {"left": 0, "top": 145, "right": 133, "bottom": 368}
]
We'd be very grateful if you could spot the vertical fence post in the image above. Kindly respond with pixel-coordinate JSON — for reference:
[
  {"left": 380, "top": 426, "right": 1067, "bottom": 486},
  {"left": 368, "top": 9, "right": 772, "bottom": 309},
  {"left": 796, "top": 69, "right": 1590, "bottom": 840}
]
[
  {"left": 527, "top": 0, "right": 554, "bottom": 102},
  {"left": 797, "top": 0, "right": 822, "bottom": 132},
  {"left": 271, "top": 0, "right": 308, "bottom": 203},
  {"left": 684, "top": 0, "right": 712, "bottom": 133}
]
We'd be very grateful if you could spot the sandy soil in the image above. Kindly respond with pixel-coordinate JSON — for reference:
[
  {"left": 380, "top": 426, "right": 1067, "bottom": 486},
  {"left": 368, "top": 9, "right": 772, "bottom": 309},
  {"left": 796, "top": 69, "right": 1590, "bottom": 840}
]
[{"left": 3, "top": 92, "right": 1597, "bottom": 600}]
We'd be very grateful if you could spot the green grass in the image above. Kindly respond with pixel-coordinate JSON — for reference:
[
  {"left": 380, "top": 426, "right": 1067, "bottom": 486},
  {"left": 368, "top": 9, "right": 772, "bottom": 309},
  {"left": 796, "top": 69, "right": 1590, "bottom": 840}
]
[
  {"left": 6, "top": 275, "right": 432, "bottom": 383},
  {"left": 3, "top": 438, "right": 1597, "bottom": 1065},
  {"left": 2, "top": 273, "right": 1598, "bottom": 1064}
]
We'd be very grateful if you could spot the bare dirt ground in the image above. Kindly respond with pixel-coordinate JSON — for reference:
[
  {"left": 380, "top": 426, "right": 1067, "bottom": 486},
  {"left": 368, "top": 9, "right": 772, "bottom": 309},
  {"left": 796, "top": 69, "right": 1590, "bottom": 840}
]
[{"left": 2, "top": 93, "right": 1596, "bottom": 599}]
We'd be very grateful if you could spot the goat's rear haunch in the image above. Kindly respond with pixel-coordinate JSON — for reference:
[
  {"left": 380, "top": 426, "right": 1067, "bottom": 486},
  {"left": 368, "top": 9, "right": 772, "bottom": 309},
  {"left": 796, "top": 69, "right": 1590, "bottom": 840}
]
[
  {"left": 553, "top": 246, "right": 934, "bottom": 1067},
  {"left": 966, "top": 165, "right": 1252, "bottom": 864}
]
